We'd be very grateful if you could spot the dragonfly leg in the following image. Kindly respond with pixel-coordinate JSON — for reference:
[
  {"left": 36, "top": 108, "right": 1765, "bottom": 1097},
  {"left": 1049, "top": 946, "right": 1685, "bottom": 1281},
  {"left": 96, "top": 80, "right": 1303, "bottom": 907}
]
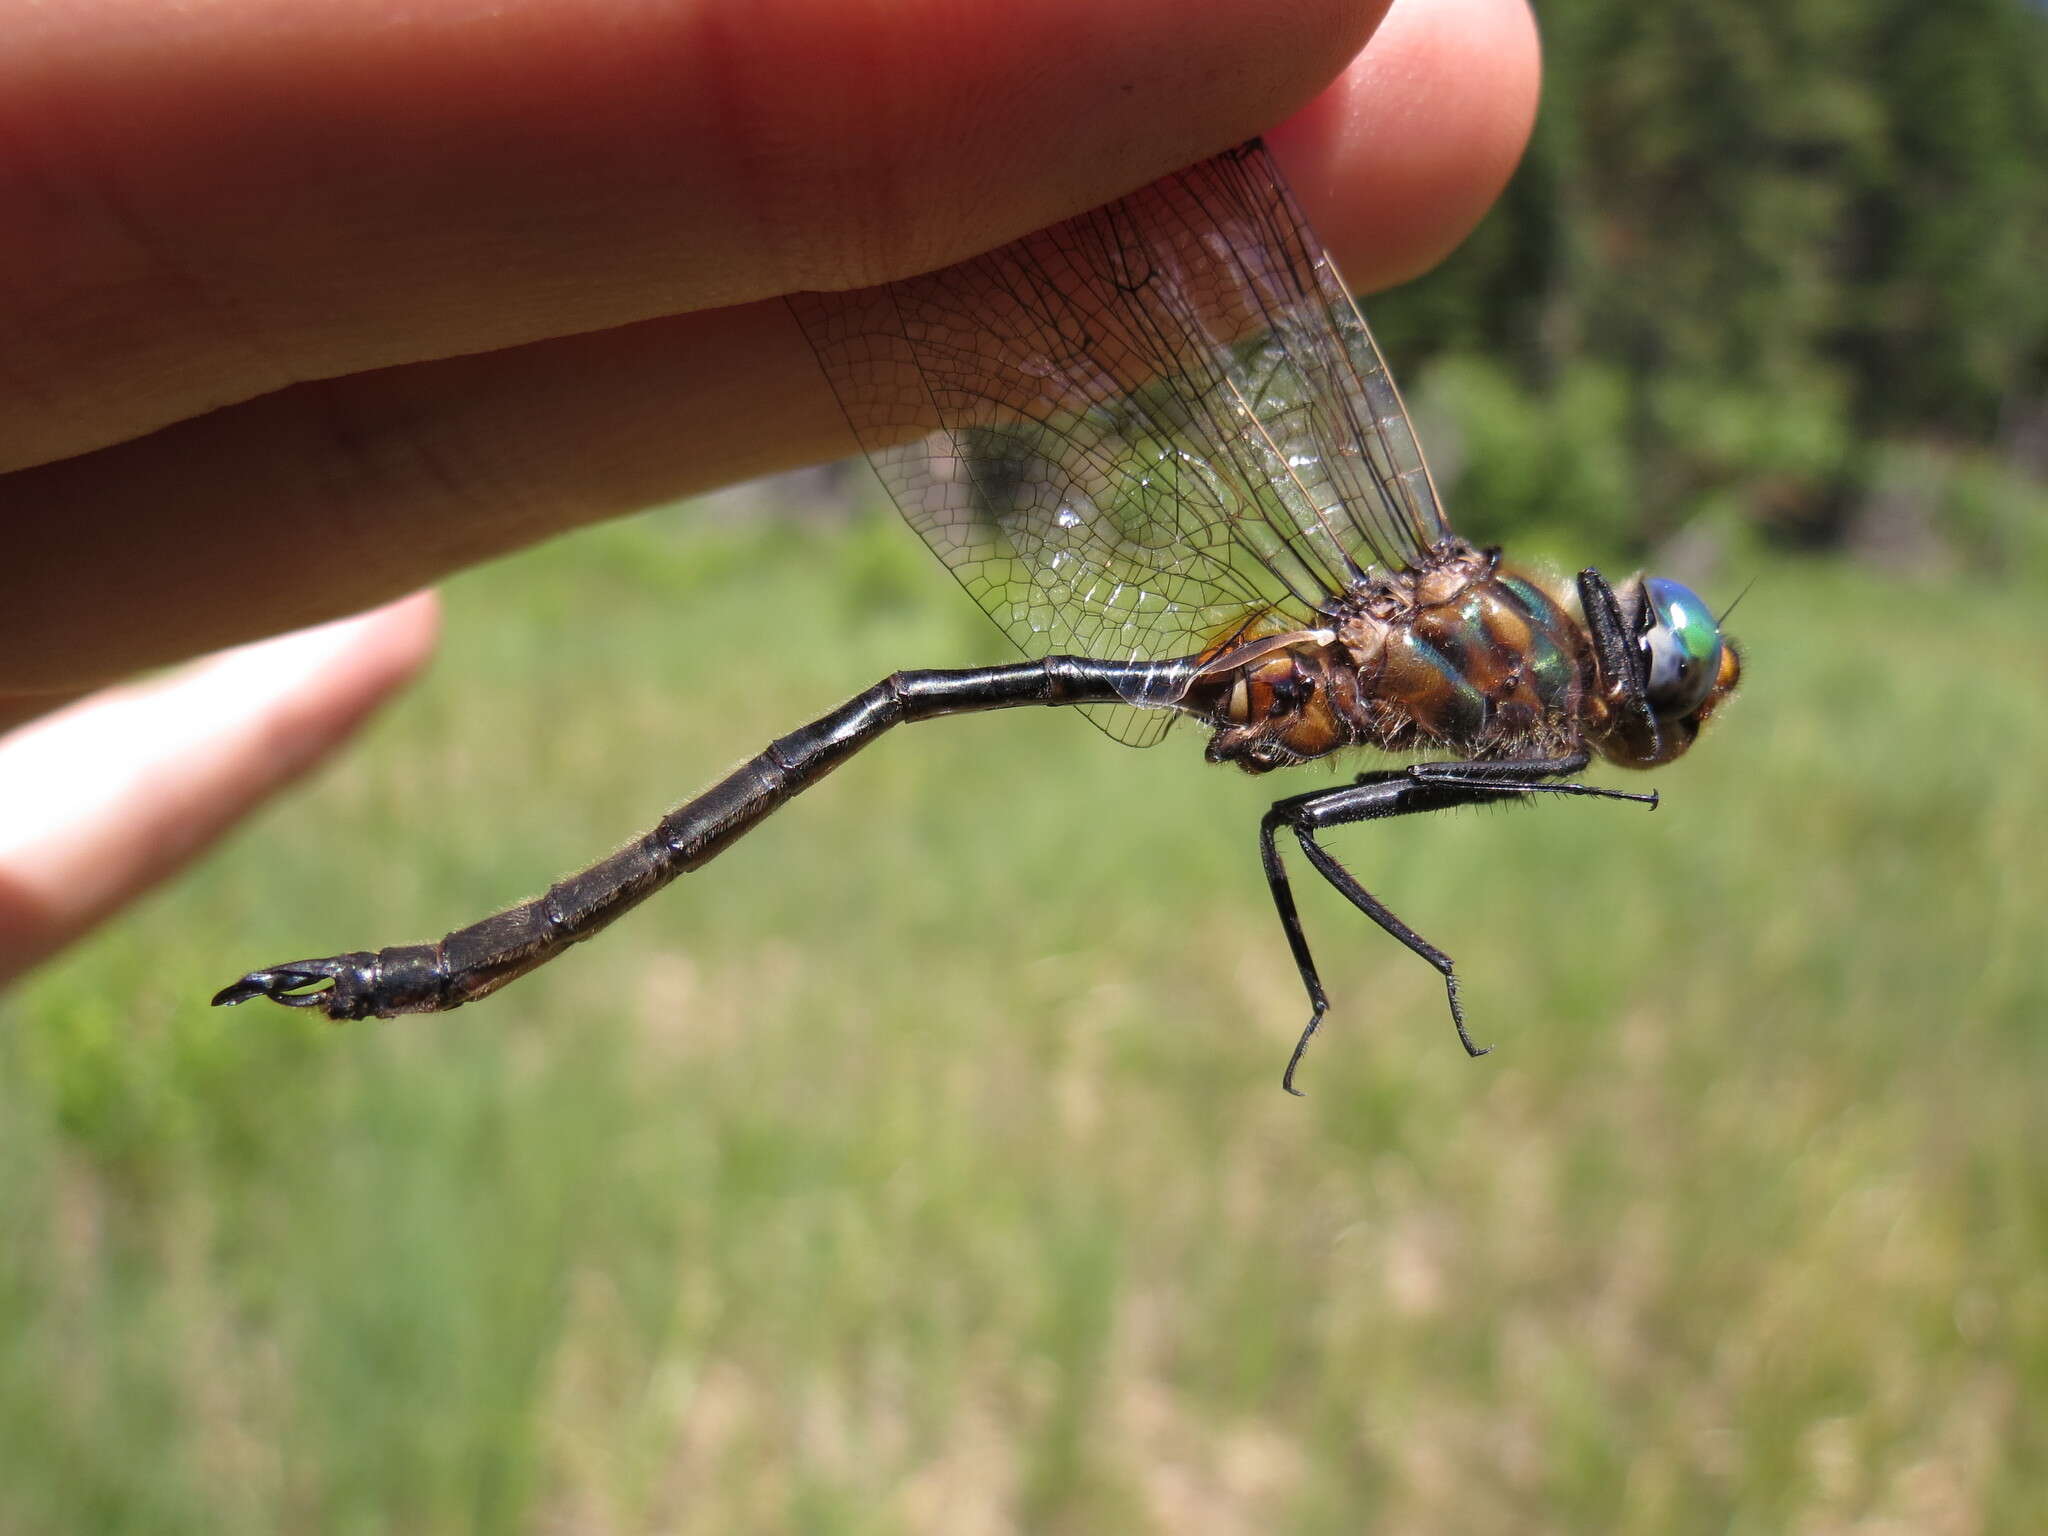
[
  {"left": 1261, "top": 771, "right": 1484, "bottom": 1095},
  {"left": 1293, "top": 815, "right": 1486, "bottom": 1071},
  {"left": 1261, "top": 754, "right": 1652, "bottom": 1093},
  {"left": 1256, "top": 809, "right": 1332, "bottom": 1095},
  {"left": 1401, "top": 756, "right": 1660, "bottom": 811}
]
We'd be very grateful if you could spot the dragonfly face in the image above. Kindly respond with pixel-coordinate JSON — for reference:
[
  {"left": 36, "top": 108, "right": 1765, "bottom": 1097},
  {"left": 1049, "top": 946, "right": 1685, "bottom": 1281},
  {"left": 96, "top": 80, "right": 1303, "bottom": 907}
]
[{"left": 1590, "top": 575, "right": 1744, "bottom": 769}]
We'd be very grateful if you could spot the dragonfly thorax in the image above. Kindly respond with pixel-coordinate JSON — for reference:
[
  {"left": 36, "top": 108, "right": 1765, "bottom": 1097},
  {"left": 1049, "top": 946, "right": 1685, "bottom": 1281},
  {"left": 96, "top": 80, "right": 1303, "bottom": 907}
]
[{"left": 1198, "top": 541, "right": 1602, "bottom": 775}]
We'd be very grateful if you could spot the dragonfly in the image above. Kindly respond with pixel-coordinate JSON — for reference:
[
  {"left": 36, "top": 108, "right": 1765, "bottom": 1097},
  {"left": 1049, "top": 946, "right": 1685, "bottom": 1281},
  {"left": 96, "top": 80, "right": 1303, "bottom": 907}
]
[{"left": 214, "top": 139, "right": 1742, "bottom": 1092}]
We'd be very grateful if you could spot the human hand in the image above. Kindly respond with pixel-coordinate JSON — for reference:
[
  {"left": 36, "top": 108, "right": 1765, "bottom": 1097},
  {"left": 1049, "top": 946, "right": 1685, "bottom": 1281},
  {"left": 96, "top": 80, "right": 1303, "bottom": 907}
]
[{"left": 0, "top": 0, "right": 1537, "bottom": 978}]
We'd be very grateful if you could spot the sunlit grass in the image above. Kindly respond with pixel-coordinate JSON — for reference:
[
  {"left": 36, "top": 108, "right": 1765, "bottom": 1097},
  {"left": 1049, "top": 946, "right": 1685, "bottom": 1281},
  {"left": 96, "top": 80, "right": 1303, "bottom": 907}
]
[{"left": 4, "top": 504, "right": 2044, "bottom": 1532}]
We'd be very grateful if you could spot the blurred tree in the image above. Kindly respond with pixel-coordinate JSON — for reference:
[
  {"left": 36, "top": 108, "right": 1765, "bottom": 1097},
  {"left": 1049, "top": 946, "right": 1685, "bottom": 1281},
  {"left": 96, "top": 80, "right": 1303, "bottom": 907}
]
[{"left": 1377, "top": 0, "right": 2048, "bottom": 557}]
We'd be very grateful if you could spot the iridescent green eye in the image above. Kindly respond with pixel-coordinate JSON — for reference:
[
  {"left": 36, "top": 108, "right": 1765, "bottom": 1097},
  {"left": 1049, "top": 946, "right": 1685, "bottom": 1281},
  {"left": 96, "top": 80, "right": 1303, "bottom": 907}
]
[{"left": 1639, "top": 577, "right": 1724, "bottom": 719}]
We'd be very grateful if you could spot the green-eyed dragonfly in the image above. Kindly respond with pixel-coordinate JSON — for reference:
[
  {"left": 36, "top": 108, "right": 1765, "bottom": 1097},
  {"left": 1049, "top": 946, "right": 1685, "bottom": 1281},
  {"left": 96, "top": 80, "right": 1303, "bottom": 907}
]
[{"left": 214, "top": 140, "right": 1741, "bottom": 1092}]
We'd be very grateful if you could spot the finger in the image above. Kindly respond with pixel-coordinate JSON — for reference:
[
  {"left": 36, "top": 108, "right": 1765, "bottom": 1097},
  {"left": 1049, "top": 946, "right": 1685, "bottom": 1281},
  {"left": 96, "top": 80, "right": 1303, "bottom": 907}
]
[
  {"left": 4, "top": 0, "right": 1539, "bottom": 699},
  {"left": 3, "top": 0, "right": 1382, "bottom": 469},
  {"left": 1269, "top": 0, "right": 1541, "bottom": 286},
  {"left": 0, "top": 592, "right": 438, "bottom": 985}
]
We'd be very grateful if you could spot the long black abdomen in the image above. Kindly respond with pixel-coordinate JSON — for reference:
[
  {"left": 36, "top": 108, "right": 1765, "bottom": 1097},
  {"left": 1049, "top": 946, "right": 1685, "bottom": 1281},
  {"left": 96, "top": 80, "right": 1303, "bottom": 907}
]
[{"left": 213, "top": 656, "right": 1191, "bottom": 1020}]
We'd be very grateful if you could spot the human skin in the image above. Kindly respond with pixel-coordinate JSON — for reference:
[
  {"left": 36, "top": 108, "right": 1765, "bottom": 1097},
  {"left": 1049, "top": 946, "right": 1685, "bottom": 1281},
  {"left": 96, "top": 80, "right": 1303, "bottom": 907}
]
[{"left": 0, "top": 0, "right": 1540, "bottom": 982}]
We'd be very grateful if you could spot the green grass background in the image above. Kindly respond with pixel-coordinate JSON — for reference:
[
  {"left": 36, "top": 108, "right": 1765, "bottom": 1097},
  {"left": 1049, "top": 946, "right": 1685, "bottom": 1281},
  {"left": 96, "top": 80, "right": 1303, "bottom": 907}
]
[{"left": 5, "top": 503, "right": 2044, "bottom": 1533}]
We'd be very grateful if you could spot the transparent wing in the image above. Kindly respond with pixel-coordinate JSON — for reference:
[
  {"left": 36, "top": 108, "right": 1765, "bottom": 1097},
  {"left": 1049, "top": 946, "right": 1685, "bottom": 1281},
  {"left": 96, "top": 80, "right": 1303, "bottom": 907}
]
[{"left": 789, "top": 139, "right": 1450, "bottom": 747}]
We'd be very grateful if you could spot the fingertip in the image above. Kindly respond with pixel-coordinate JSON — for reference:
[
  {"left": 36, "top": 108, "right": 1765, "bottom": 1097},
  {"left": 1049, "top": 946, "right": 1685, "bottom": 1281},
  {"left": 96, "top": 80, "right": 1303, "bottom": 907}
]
[
  {"left": 0, "top": 592, "right": 445, "bottom": 983},
  {"left": 1269, "top": 0, "right": 1541, "bottom": 290},
  {"left": 329, "top": 590, "right": 442, "bottom": 707},
  {"left": 201, "top": 590, "right": 442, "bottom": 781}
]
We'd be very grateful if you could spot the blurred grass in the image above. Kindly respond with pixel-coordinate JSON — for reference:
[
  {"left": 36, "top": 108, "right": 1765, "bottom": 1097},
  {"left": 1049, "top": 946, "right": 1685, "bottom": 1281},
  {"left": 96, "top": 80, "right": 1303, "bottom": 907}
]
[{"left": 4, "top": 502, "right": 2045, "bottom": 1533}]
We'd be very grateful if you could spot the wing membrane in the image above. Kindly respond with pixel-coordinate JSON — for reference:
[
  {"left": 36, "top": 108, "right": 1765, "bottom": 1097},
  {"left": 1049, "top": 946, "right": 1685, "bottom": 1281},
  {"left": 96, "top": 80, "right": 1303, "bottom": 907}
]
[{"left": 790, "top": 139, "right": 1450, "bottom": 746}]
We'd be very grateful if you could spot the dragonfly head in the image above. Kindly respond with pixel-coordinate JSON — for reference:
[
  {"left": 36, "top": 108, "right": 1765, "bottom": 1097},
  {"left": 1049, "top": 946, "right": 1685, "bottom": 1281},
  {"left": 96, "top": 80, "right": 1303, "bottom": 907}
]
[{"left": 1596, "top": 576, "right": 1742, "bottom": 768}]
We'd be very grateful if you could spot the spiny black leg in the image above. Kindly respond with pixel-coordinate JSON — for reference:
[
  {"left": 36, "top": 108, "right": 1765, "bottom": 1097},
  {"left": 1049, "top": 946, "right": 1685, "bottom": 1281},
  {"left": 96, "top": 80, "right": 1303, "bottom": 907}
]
[
  {"left": 1578, "top": 569, "right": 1660, "bottom": 752},
  {"left": 1259, "top": 808, "right": 1331, "bottom": 1096},
  {"left": 1405, "top": 761, "right": 1659, "bottom": 811},
  {"left": 1401, "top": 751, "right": 1591, "bottom": 784},
  {"left": 1258, "top": 753, "right": 1658, "bottom": 1092},
  {"left": 1294, "top": 827, "right": 1490, "bottom": 1061}
]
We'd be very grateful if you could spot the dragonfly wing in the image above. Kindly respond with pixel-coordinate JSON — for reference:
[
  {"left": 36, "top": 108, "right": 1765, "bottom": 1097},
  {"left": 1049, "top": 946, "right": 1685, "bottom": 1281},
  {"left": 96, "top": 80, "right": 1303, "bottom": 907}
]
[{"left": 790, "top": 139, "right": 1451, "bottom": 747}]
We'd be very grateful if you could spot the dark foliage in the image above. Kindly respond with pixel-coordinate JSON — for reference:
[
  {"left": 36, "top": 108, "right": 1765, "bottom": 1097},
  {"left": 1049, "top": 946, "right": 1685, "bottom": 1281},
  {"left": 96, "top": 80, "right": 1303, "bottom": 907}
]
[{"left": 1373, "top": 0, "right": 2048, "bottom": 564}]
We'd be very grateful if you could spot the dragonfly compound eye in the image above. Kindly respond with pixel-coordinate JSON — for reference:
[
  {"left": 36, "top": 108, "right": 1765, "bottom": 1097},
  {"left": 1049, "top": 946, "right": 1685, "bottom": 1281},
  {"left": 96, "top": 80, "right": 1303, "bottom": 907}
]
[{"left": 1638, "top": 577, "right": 1724, "bottom": 720}]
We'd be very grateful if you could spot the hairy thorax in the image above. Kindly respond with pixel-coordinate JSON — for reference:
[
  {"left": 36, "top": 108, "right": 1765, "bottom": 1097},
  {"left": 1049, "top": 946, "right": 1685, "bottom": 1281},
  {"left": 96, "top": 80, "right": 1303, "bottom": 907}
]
[{"left": 1198, "top": 540, "right": 1597, "bottom": 774}]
